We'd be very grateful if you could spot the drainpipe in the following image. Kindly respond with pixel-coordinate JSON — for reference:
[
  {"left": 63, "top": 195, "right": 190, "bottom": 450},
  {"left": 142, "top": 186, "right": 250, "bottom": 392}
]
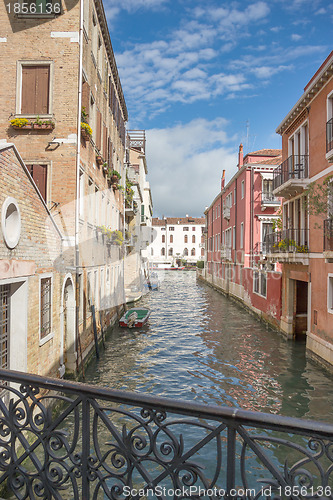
[{"left": 74, "top": 0, "right": 84, "bottom": 376}]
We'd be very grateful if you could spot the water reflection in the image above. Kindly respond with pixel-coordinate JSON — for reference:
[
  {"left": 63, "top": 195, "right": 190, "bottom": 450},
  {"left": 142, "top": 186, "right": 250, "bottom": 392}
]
[{"left": 85, "top": 271, "right": 333, "bottom": 424}]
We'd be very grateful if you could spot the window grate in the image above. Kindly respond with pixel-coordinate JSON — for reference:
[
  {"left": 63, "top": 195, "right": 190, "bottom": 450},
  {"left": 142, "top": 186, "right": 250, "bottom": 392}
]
[
  {"left": 40, "top": 278, "right": 51, "bottom": 338},
  {"left": 0, "top": 285, "right": 10, "bottom": 373}
]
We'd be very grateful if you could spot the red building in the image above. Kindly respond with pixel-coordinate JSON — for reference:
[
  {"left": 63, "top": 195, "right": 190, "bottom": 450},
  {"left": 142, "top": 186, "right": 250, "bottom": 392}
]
[{"left": 200, "top": 145, "right": 282, "bottom": 329}]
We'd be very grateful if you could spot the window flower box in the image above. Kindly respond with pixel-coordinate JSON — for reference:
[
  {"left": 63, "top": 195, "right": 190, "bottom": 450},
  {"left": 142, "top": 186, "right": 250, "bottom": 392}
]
[
  {"left": 81, "top": 122, "right": 92, "bottom": 142},
  {"left": 10, "top": 118, "right": 55, "bottom": 131}
]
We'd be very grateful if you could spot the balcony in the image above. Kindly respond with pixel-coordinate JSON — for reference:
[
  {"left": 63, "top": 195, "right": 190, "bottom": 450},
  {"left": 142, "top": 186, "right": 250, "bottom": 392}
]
[
  {"left": 327, "top": 118, "right": 333, "bottom": 162},
  {"left": 273, "top": 155, "right": 309, "bottom": 198},
  {"left": 125, "top": 200, "right": 138, "bottom": 218},
  {"left": 265, "top": 228, "right": 309, "bottom": 263},
  {"left": 0, "top": 368, "right": 332, "bottom": 498},
  {"left": 223, "top": 206, "right": 230, "bottom": 220},
  {"left": 261, "top": 191, "right": 281, "bottom": 208}
]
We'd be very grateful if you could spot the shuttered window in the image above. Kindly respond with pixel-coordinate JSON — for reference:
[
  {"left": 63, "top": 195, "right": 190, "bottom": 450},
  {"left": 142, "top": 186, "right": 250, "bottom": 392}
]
[
  {"left": 103, "top": 125, "right": 108, "bottom": 160},
  {"left": 21, "top": 65, "right": 50, "bottom": 115},
  {"left": 96, "top": 109, "right": 102, "bottom": 151},
  {"left": 27, "top": 164, "right": 47, "bottom": 202},
  {"left": 40, "top": 277, "right": 51, "bottom": 339},
  {"left": 82, "top": 81, "right": 90, "bottom": 119}
]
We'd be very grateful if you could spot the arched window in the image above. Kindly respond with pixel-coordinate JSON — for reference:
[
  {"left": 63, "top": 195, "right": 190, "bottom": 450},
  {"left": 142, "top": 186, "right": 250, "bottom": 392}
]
[
  {"left": 191, "top": 248, "right": 196, "bottom": 256},
  {"left": 162, "top": 235, "right": 165, "bottom": 243},
  {"left": 161, "top": 248, "right": 165, "bottom": 256},
  {"left": 170, "top": 235, "right": 173, "bottom": 243},
  {"left": 168, "top": 247, "right": 173, "bottom": 256},
  {"left": 192, "top": 235, "right": 195, "bottom": 243},
  {"left": 184, "top": 248, "right": 188, "bottom": 256},
  {"left": 184, "top": 235, "right": 188, "bottom": 243},
  {"left": 201, "top": 248, "right": 204, "bottom": 256}
]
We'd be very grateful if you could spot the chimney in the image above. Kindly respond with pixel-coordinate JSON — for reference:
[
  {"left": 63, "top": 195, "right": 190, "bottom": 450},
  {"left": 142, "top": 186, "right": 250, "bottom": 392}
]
[
  {"left": 238, "top": 143, "right": 243, "bottom": 170},
  {"left": 221, "top": 170, "right": 225, "bottom": 190}
]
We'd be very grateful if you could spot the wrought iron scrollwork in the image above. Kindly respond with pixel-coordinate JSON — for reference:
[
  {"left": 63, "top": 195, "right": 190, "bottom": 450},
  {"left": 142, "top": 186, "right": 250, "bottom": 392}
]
[{"left": 0, "top": 369, "right": 332, "bottom": 499}]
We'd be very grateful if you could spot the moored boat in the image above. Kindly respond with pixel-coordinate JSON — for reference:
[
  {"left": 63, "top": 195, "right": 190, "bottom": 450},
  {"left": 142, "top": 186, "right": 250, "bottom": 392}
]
[{"left": 119, "top": 308, "right": 151, "bottom": 328}]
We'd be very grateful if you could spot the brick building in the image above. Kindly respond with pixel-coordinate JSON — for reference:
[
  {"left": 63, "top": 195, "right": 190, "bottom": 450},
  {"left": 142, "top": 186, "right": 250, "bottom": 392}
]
[
  {"left": 0, "top": 0, "right": 128, "bottom": 374},
  {"left": 200, "top": 146, "right": 282, "bottom": 329},
  {"left": 0, "top": 144, "right": 65, "bottom": 378},
  {"left": 266, "top": 51, "right": 333, "bottom": 364}
]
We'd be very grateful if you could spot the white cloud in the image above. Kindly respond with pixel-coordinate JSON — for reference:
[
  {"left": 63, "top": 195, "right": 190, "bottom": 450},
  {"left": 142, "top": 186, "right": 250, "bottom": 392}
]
[
  {"left": 106, "top": 0, "right": 168, "bottom": 21},
  {"left": 146, "top": 119, "right": 237, "bottom": 217},
  {"left": 291, "top": 34, "right": 302, "bottom": 41}
]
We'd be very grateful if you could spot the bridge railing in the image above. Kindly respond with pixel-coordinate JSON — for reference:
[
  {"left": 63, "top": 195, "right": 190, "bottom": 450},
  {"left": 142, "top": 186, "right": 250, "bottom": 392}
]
[{"left": 0, "top": 368, "right": 332, "bottom": 499}]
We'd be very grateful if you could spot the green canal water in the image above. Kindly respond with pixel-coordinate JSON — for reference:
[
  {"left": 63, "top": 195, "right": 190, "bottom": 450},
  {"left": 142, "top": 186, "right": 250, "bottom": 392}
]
[{"left": 85, "top": 270, "right": 333, "bottom": 423}]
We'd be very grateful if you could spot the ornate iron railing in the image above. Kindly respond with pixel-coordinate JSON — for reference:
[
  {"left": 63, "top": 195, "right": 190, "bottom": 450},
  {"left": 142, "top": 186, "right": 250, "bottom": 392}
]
[
  {"left": 265, "top": 228, "right": 309, "bottom": 253},
  {"left": 261, "top": 192, "right": 280, "bottom": 205},
  {"left": 0, "top": 368, "right": 332, "bottom": 499},
  {"left": 273, "top": 155, "right": 309, "bottom": 190},
  {"left": 327, "top": 118, "right": 333, "bottom": 154},
  {"left": 324, "top": 219, "right": 333, "bottom": 251}
]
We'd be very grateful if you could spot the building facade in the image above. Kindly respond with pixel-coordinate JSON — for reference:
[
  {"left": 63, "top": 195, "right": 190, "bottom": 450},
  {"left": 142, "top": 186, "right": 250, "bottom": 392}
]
[
  {"left": 266, "top": 51, "right": 333, "bottom": 366},
  {"left": 0, "top": 0, "right": 128, "bottom": 375},
  {"left": 124, "top": 130, "right": 153, "bottom": 300},
  {"left": 150, "top": 217, "right": 205, "bottom": 268},
  {"left": 200, "top": 146, "right": 282, "bottom": 329},
  {"left": 0, "top": 144, "right": 66, "bottom": 378}
]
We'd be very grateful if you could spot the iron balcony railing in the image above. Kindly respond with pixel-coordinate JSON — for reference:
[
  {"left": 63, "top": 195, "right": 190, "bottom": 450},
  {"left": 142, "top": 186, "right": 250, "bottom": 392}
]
[
  {"left": 253, "top": 241, "right": 268, "bottom": 255},
  {"left": 0, "top": 368, "right": 333, "bottom": 499},
  {"left": 273, "top": 155, "right": 309, "bottom": 190},
  {"left": 265, "top": 228, "right": 309, "bottom": 253},
  {"left": 261, "top": 191, "right": 280, "bottom": 205},
  {"left": 327, "top": 118, "right": 333, "bottom": 153},
  {"left": 324, "top": 219, "right": 333, "bottom": 251}
]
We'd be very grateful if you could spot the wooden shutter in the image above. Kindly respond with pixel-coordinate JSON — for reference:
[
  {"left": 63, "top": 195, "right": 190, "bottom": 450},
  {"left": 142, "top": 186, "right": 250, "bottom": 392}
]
[
  {"left": 82, "top": 81, "right": 90, "bottom": 118},
  {"left": 103, "top": 125, "right": 108, "bottom": 159},
  {"left": 21, "top": 66, "right": 49, "bottom": 115},
  {"left": 28, "top": 164, "right": 47, "bottom": 202},
  {"left": 108, "top": 137, "right": 112, "bottom": 168},
  {"left": 96, "top": 109, "right": 102, "bottom": 151}
]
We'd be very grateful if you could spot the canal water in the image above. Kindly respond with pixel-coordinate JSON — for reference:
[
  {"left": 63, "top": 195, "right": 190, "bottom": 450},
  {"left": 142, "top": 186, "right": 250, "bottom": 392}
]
[{"left": 85, "top": 270, "right": 333, "bottom": 423}]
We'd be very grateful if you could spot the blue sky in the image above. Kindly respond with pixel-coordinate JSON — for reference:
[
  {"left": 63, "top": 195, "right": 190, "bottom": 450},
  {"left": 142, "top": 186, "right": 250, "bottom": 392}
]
[{"left": 105, "top": 0, "right": 332, "bottom": 218}]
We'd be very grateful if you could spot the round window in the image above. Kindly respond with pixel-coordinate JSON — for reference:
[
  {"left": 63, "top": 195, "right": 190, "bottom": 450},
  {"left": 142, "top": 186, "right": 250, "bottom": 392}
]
[{"left": 1, "top": 197, "right": 21, "bottom": 249}]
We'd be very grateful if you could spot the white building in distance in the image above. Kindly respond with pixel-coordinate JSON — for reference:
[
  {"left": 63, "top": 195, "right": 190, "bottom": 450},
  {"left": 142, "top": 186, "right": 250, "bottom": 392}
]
[{"left": 149, "top": 216, "right": 205, "bottom": 268}]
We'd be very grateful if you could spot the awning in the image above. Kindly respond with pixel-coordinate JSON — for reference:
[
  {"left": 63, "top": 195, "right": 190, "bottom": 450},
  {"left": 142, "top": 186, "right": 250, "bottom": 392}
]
[{"left": 260, "top": 172, "right": 274, "bottom": 180}]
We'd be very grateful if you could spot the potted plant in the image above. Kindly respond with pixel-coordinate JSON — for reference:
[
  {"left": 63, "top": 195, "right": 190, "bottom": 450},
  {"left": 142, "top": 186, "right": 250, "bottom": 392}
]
[
  {"left": 10, "top": 118, "right": 32, "bottom": 130},
  {"left": 33, "top": 117, "right": 55, "bottom": 130},
  {"left": 96, "top": 153, "right": 103, "bottom": 166},
  {"left": 108, "top": 169, "right": 121, "bottom": 184},
  {"left": 111, "top": 230, "right": 124, "bottom": 246},
  {"left": 102, "top": 162, "right": 108, "bottom": 172},
  {"left": 81, "top": 122, "right": 92, "bottom": 141}
]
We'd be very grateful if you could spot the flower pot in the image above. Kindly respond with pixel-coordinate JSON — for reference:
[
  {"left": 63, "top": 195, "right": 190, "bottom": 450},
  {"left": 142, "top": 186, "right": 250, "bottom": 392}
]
[
  {"left": 96, "top": 155, "right": 103, "bottom": 166},
  {"left": 81, "top": 129, "right": 91, "bottom": 141},
  {"left": 11, "top": 124, "right": 33, "bottom": 130},
  {"left": 110, "top": 175, "right": 119, "bottom": 184},
  {"left": 33, "top": 124, "right": 54, "bottom": 130}
]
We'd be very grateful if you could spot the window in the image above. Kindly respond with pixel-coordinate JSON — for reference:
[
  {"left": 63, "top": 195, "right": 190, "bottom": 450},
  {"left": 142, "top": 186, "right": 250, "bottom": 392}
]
[
  {"left": 183, "top": 227, "right": 189, "bottom": 231},
  {"left": 192, "top": 226, "right": 196, "bottom": 231},
  {"left": 151, "top": 248, "right": 154, "bottom": 256},
  {"left": 161, "top": 248, "right": 165, "bottom": 256},
  {"left": 40, "top": 277, "right": 51, "bottom": 339},
  {"left": 170, "top": 235, "right": 173, "bottom": 243},
  {"left": 79, "top": 170, "right": 84, "bottom": 218},
  {"left": 328, "top": 274, "right": 333, "bottom": 314},
  {"left": 162, "top": 235, "right": 165, "bottom": 243},
  {"left": 168, "top": 247, "right": 173, "bottom": 256},
  {"left": 27, "top": 164, "right": 48, "bottom": 202},
  {"left": 169, "top": 226, "right": 174, "bottom": 231},
  {"left": 234, "top": 188, "right": 236, "bottom": 204},
  {"left": 0, "top": 285, "right": 10, "bottom": 370},
  {"left": 18, "top": 63, "right": 53, "bottom": 115},
  {"left": 184, "top": 235, "right": 188, "bottom": 243},
  {"left": 327, "top": 92, "right": 333, "bottom": 154},
  {"left": 191, "top": 248, "right": 195, "bottom": 256},
  {"left": 240, "top": 222, "right": 244, "bottom": 249},
  {"left": 233, "top": 226, "right": 236, "bottom": 249},
  {"left": 253, "top": 270, "right": 267, "bottom": 297},
  {"left": 192, "top": 235, "right": 195, "bottom": 243},
  {"left": 241, "top": 180, "right": 245, "bottom": 199},
  {"left": 184, "top": 248, "right": 188, "bottom": 256}
]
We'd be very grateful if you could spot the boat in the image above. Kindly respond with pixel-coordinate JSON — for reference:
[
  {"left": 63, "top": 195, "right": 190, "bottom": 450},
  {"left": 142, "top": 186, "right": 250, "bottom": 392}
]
[
  {"left": 144, "top": 272, "right": 160, "bottom": 290},
  {"left": 119, "top": 308, "right": 151, "bottom": 328}
]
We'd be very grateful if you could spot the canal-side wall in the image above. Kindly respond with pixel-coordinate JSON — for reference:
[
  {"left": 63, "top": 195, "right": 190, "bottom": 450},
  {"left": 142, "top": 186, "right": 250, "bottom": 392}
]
[{"left": 197, "top": 268, "right": 282, "bottom": 331}]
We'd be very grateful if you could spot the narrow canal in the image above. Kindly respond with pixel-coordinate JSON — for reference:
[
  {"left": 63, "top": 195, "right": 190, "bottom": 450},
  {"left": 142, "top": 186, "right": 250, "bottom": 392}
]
[{"left": 85, "top": 270, "right": 333, "bottom": 423}]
